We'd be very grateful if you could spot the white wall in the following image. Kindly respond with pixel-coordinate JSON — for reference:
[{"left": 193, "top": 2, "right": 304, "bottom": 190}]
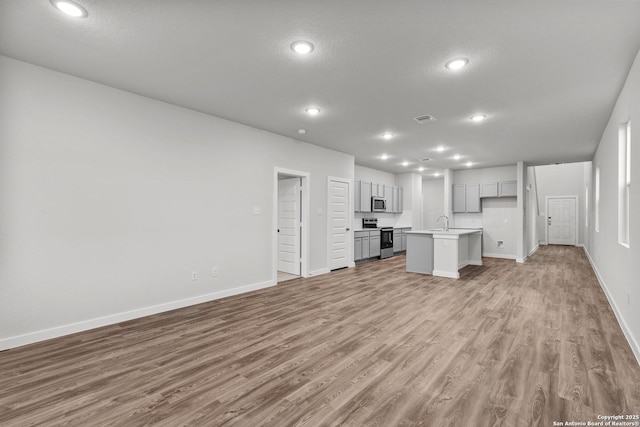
[
  {"left": 534, "top": 162, "right": 590, "bottom": 245},
  {"left": 587, "top": 48, "right": 640, "bottom": 362},
  {"left": 452, "top": 165, "right": 518, "bottom": 258},
  {"left": 0, "top": 56, "right": 354, "bottom": 349},
  {"left": 395, "top": 173, "right": 422, "bottom": 229},
  {"left": 422, "top": 178, "right": 444, "bottom": 229},
  {"left": 355, "top": 165, "right": 395, "bottom": 185}
]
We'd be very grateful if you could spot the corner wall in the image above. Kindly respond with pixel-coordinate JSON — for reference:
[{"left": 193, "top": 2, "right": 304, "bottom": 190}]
[{"left": 0, "top": 56, "right": 354, "bottom": 349}]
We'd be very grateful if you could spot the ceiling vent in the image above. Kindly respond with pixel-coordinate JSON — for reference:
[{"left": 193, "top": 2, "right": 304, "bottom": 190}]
[
  {"left": 414, "top": 114, "right": 437, "bottom": 123},
  {"left": 420, "top": 158, "right": 433, "bottom": 162}
]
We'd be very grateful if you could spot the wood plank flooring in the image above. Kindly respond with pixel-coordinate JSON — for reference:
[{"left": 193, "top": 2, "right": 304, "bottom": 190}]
[{"left": 1, "top": 246, "right": 639, "bottom": 426}]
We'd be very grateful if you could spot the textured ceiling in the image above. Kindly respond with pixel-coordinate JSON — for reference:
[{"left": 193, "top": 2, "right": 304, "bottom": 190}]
[{"left": 2, "top": 0, "right": 640, "bottom": 176}]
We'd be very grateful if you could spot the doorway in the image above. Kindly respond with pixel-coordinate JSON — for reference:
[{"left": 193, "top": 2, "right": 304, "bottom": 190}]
[
  {"left": 546, "top": 196, "right": 577, "bottom": 245},
  {"left": 274, "top": 168, "right": 310, "bottom": 283},
  {"left": 328, "top": 177, "right": 352, "bottom": 270},
  {"left": 278, "top": 177, "right": 301, "bottom": 278}
]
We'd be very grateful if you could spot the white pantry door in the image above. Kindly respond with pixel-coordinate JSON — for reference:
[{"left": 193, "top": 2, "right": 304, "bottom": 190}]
[
  {"left": 329, "top": 180, "right": 349, "bottom": 270},
  {"left": 278, "top": 178, "right": 301, "bottom": 275},
  {"left": 548, "top": 197, "right": 576, "bottom": 245}
]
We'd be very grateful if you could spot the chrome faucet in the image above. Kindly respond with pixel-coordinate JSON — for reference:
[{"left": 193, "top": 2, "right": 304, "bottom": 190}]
[{"left": 437, "top": 215, "right": 449, "bottom": 231}]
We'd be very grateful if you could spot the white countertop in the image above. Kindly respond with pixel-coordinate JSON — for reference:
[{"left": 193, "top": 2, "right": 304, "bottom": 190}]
[{"left": 406, "top": 228, "right": 482, "bottom": 236}]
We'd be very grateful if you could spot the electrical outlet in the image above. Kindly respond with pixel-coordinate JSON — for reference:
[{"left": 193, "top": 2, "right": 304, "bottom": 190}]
[
  {"left": 192, "top": 271, "right": 198, "bottom": 281},
  {"left": 212, "top": 267, "right": 218, "bottom": 277}
]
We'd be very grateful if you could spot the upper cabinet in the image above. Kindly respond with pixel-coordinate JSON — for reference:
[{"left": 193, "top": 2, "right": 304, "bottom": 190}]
[
  {"left": 481, "top": 183, "right": 498, "bottom": 198},
  {"left": 354, "top": 180, "right": 403, "bottom": 213},
  {"left": 453, "top": 184, "right": 481, "bottom": 213},
  {"left": 466, "top": 184, "right": 481, "bottom": 212},
  {"left": 498, "top": 181, "right": 517, "bottom": 197},
  {"left": 452, "top": 184, "right": 466, "bottom": 213},
  {"left": 353, "top": 181, "right": 378, "bottom": 212},
  {"left": 479, "top": 180, "right": 517, "bottom": 198}
]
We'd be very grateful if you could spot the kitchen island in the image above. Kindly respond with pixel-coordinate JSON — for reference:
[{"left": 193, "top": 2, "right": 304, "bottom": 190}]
[{"left": 405, "top": 229, "right": 482, "bottom": 279}]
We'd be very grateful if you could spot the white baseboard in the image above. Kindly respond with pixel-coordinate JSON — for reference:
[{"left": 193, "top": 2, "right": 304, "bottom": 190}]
[
  {"left": 432, "top": 270, "right": 459, "bottom": 279},
  {"left": 482, "top": 252, "right": 516, "bottom": 260},
  {"left": 583, "top": 247, "right": 640, "bottom": 367},
  {"left": 528, "top": 244, "right": 540, "bottom": 257},
  {"left": 309, "top": 268, "right": 330, "bottom": 276},
  {"left": 0, "top": 279, "right": 276, "bottom": 351},
  {"left": 516, "top": 257, "right": 527, "bottom": 264}
]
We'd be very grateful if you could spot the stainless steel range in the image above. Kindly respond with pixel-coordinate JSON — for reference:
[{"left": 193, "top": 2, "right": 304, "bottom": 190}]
[
  {"left": 380, "top": 227, "right": 394, "bottom": 259},
  {"left": 362, "top": 218, "right": 394, "bottom": 259}
]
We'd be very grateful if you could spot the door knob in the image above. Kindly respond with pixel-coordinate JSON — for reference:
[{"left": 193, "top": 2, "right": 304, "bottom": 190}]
[{"left": 346, "top": 228, "right": 350, "bottom": 231}]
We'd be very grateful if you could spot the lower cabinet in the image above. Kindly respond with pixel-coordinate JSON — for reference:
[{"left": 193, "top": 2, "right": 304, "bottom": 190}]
[
  {"left": 370, "top": 234, "right": 381, "bottom": 257},
  {"left": 393, "top": 228, "right": 412, "bottom": 252},
  {"left": 354, "top": 230, "right": 380, "bottom": 261}
]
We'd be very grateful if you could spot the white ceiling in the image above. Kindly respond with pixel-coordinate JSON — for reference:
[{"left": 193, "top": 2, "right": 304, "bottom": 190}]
[{"left": 2, "top": 1, "right": 640, "bottom": 176}]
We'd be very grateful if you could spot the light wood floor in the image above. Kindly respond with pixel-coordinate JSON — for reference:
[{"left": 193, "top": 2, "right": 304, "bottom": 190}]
[{"left": 1, "top": 246, "right": 639, "bottom": 426}]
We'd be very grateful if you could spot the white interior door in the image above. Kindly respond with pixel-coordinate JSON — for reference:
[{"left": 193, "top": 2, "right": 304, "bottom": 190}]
[
  {"left": 329, "top": 180, "right": 349, "bottom": 270},
  {"left": 548, "top": 197, "right": 576, "bottom": 245},
  {"left": 278, "top": 178, "right": 301, "bottom": 275}
]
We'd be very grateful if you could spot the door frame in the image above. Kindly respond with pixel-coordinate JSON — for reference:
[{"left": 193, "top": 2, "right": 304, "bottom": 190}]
[
  {"left": 273, "top": 168, "right": 310, "bottom": 281},
  {"left": 326, "top": 176, "right": 353, "bottom": 270},
  {"left": 545, "top": 195, "right": 578, "bottom": 246}
]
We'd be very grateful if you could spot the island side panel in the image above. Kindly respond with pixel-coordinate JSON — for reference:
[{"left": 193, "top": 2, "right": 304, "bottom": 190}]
[
  {"left": 468, "top": 232, "right": 483, "bottom": 266},
  {"left": 457, "top": 234, "right": 469, "bottom": 269},
  {"left": 406, "top": 233, "right": 434, "bottom": 274},
  {"left": 432, "top": 235, "right": 460, "bottom": 279}
]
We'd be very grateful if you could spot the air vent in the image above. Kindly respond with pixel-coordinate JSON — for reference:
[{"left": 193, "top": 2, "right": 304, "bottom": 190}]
[
  {"left": 414, "top": 114, "right": 437, "bottom": 123},
  {"left": 420, "top": 158, "right": 433, "bottom": 162}
]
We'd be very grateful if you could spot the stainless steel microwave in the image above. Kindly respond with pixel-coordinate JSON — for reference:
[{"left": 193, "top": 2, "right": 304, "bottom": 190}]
[{"left": 372, "top": 197, "right": 386, "bottom": 212}]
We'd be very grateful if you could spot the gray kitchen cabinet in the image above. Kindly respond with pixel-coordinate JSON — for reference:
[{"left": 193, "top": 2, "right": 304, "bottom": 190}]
[
  {"left": 362, "top": 235, "right": 370, "bottom": 259},
  {"left": 393, "top": 229, "right": 402, "bottom": 252},
  {"left": 466, "top": 183, "right": 481, "bottom": 213},
  {"left": 360, "top": 181, "right": 372, "bottom": 212},
  {"left": 454, "top": 184, "right": 481, "bottom": 213},
  {"left": 499, "top": 180, "right": 517, "bottom": 197},
  {"left": 354, "top": 237, "right": 362, "bottom": 261},
  {"left": 452, "top": 184, "right": 466, "bottom": 213},
  {"left": 371, "top": 183, "right": 383, "bottom": 198},
  {"left": 355, "top": 231, "right": 375, "bottom": 261},
  {"left": 391, "top": 186, "right": 398, "bottom": 213},
  {"left": 397, "top": 186, "right": 403, "bottom": 213},
  {"left": 481, "top": 182, "right": 498, "bottom": 198},
  {"left": 370, "top": 233, "right": 381, "bottom": 257},
  {"left": 354, "top": 180, "right": 361, "bottom": 212},
  {"left": 384, "top": 185, "right": 394, "bottom": 210}
]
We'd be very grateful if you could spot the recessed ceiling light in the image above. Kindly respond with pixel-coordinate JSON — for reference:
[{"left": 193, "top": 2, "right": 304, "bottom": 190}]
[
  {"left": 298, "top": 129, "right": 306, "bottom": 135},
  {"left": 382, "top": 132, "right": 394, "bottom": 140},
  {"left": 402, "top": 161, "right": 409, "bottom": 167},
  {"left": 453, "top": 154, "right": 461, "bottom": 160},
  {"left": 381, "top": 154, "right": 389, "bottom": 160},
  {"left": 436, "top": 146, "right": 445, "bottom": 152},
  {"left": 466, "top": 161, "right": 473, "bottom": 167},
  {"left": 418, "top": 167, "right": 425, "bottom": 172},
  {"left": 305, "top": 107, "right": 320, "bottom": 116},
  {"left": 434, "top": 172, "right": 441, "bottom": 177},
  {"left": 445, "top": 58, "right": 469, "bottom": 71},
  {"left": 291, "top": 41, "right": 314, "bottom": 55},
  {"left": 51, "top": 0, "right": 88, "bottom": 18},
  {"left": 470, "top": 114, "right": 486, "bottom": 122}
]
